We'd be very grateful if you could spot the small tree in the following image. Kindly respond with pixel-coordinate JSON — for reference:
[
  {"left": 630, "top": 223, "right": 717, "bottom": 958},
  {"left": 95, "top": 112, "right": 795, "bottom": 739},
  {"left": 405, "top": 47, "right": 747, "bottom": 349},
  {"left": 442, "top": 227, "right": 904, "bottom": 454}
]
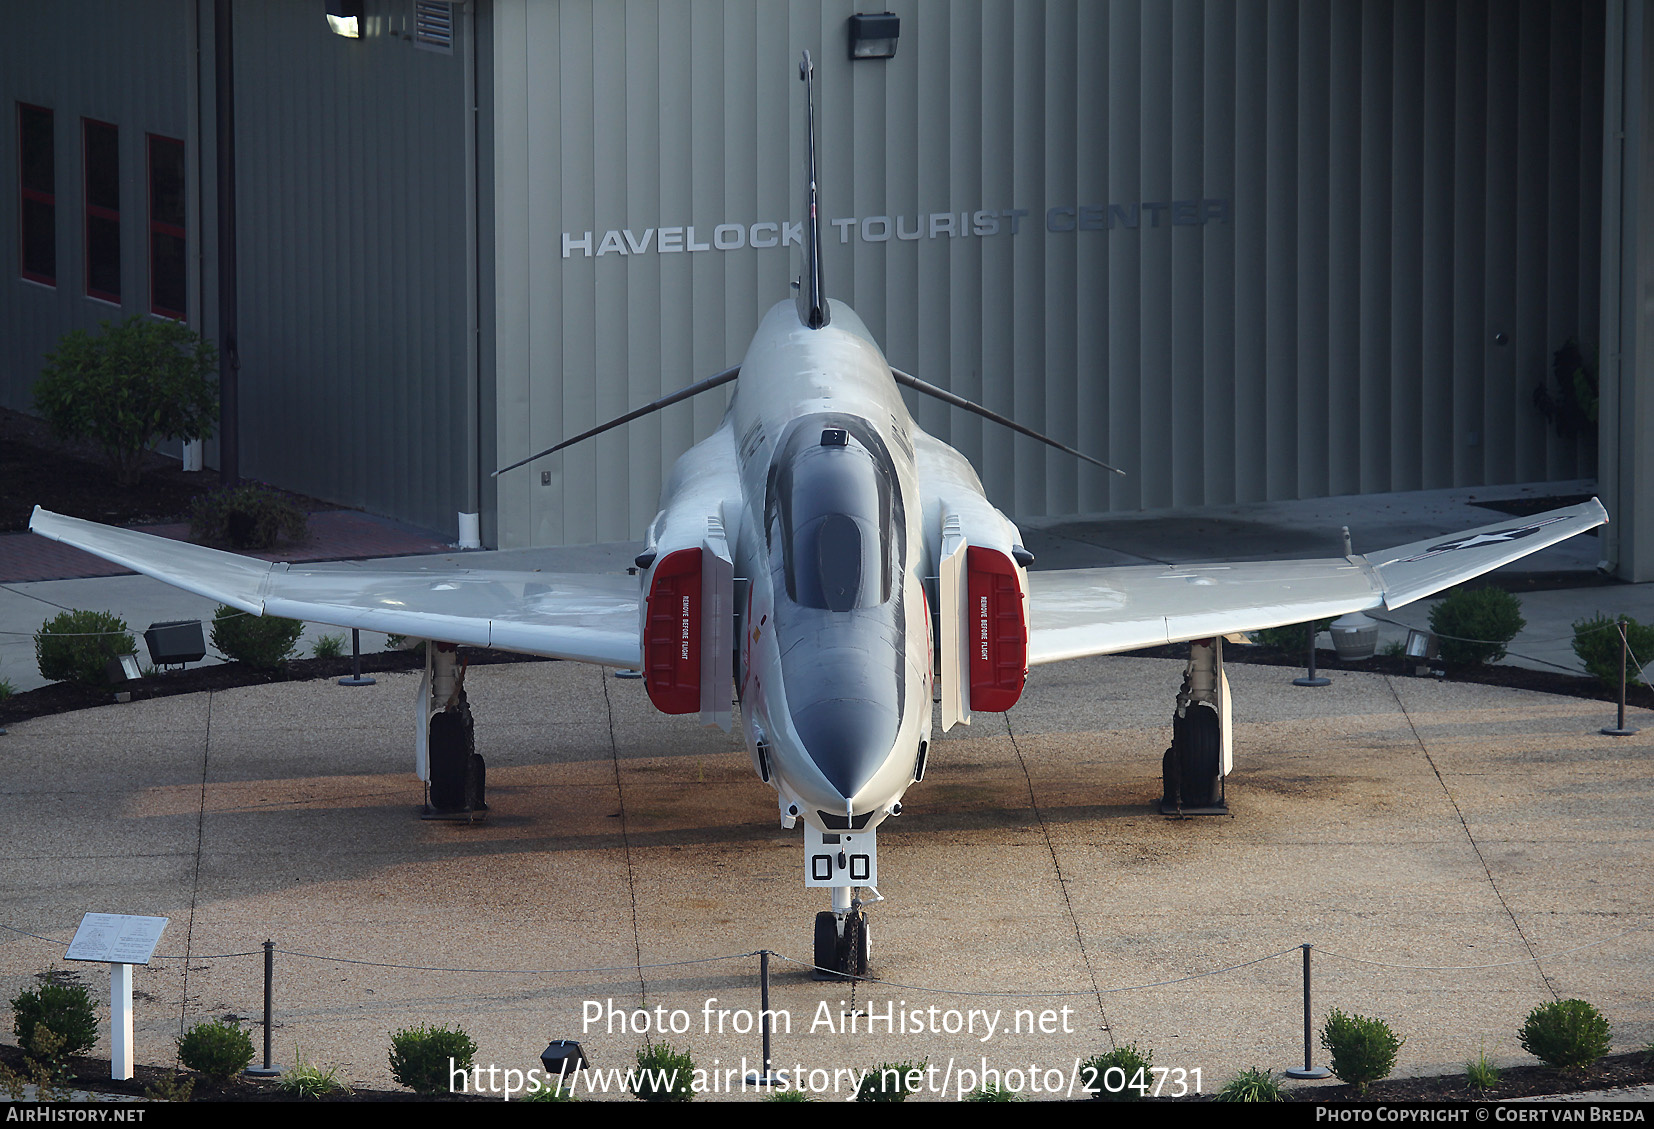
[{"left": 33, "top": 315, "right": 217, "bottom": 487}]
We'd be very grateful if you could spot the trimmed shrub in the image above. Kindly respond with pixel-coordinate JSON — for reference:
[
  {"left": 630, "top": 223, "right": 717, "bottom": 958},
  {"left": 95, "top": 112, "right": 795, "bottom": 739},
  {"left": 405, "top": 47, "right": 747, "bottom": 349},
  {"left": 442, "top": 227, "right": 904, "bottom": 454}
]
[
  {"left": 1215, "top": 1066, "right": 1284, "bottom": 1102},
  {"left": 764, "top": 1088, "right": 814, "bottom": 1102},
  {"left": 311, "top": 633, "right": 345, "bottom": 660},
  {"left": 389, "top": 1023, "right": 476, "bottom": 1095},
  {"left": 632, "top": 1041, "right": 695, "bottom": 1102},
  {"left": 1572, "top": 615, "right": 1654, "bottom": 688},
  {"left": 190, "top": 483, "right": 308, "bottom": 550},
  {"left": 210, "top": 604, "right": 304, "bottom": 671},
  {"left": 35, "top": 610, "right": 135, "bottom": 687},
  {"left": 1082, "top": 1043, "right": 1154, "bottom": 1101},
  {"left": 1519, "top": 999, "right": 1611, "bottom": 1071},
  {"left": 1250, "top": 619, "right": 1333, "bottom": 652},
  {"left": 1321, "top": 1008, "right": 1404, "bottom": 1093},
  {"left": 965, "top": 1082, "right": 1022, "bottom": 1102},
  {"left": 854, "top": 1060, "right": 925, "bottom": 1102},
  {"left": 11, "top": 977, "right": 98, "bottom": 1059},
  {"left": 1429, "top": 586, "right": 1525, "bottom": 666},
  {"left": 32, "top": 315, "right": 217, "bottom": 487},
  {"left": 177, "top": 1019, "right": 255, "bottom": 1081}
]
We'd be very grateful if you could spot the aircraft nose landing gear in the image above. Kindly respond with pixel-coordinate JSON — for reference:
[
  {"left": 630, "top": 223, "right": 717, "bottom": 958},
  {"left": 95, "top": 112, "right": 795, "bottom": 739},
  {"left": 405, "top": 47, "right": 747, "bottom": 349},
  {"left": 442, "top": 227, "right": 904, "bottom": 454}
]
[{"left": 813, "top": 897, "right": 870, "bottom": 980}]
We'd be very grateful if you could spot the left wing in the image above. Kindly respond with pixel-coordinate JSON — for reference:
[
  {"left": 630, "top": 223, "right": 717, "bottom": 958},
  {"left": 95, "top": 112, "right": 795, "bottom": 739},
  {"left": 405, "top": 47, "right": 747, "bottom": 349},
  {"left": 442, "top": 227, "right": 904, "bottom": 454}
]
[
  {"left": 28, "top": 508, "right": 641, "bottom": 667},
  {"left": 1028, "top": 499, "right": 1606, "bottom": 664}
]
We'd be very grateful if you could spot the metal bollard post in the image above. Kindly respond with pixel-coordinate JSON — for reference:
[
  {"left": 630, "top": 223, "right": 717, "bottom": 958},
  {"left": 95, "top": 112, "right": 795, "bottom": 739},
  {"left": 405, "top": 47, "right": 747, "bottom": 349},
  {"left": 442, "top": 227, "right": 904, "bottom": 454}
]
[
  {"left": 1283, "top": 943, "right": 1330, "bottom": 1079},
  {"left": 246, "top": 939, "right": 280, "bottom": 1075},
  {"left": 338, "top": 628, "right": 376, "bottom": 687},
  {"left": 1602, "top": 619, "right": 1639, "bottom": 736}
]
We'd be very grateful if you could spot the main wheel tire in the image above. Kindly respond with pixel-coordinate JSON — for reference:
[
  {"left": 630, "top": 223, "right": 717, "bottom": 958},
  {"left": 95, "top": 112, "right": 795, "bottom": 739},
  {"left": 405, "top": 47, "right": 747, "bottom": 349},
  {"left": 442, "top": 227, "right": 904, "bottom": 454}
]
[
  {"left": 855, "top": 914, "right": 871, "bottom": 976},
  {"left": 1178, "top": 705, "right": 1223, "bottom": 807},
  {"left": 813, "top": 911, "right": 839, "bottom": 973}
]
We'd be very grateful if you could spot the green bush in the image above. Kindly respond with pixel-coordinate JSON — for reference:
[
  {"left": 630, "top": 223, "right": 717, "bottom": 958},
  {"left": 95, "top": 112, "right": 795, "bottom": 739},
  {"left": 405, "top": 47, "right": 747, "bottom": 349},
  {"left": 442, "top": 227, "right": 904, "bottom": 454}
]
[
  {"left": 1429, "top": 586, "right": 1525, "bottom": 666},
  {"left": 34, "top": 610, "right": 135, "bottom": 687},
  {"left": 632, "top": 1041, "right": 695, "bottom": 1102},
  {"left": 33, "top": 315, "right": 217, "bottom": 487},
  {"left": 1321, "top": 1008, "right": 1404, "bottom": 1093},
  {"left": 11, "top": 977, "right": 98, "bottom": 1060},
  {"left": 1250, "top": 619, "right": 1333, "bottom": 652},
  {"left": 1082, "top": 1043, "right": 1154, "bottom": 1101},
  {"left": 0, "top": 679, "right": 15, "bottom": 701},
  {"left": 388, "top": 1023, "right": 476, "bottom": 1095},
  {"left": 177, "top": 1019, "right": 255, "bottom": 1081},
  {"left": 764, "top": 1088, "right": 814, "bottom": 1102},
  {"left": 210, "top": 605, "right": 304, "bottom": 671},
  {"left": 1215, "top": 1066, "right": 1284, "bottom": 1102},
  {"left": 854, "top": 1060, "right": 925, "bottom": 1102},
  {"left": 189, "top": 483, "right": 309, "bottom": 550},
  {"left": 965, "top": 1082, "right": 1022, "bottom": 1101},
  {"left": 1518, "top": 999, "right": 1611, "bottom": 1071},
  {"left": 311, "top": 633, "right": 345, "bottom": 660},
  {"left": 1572, "top": 615, "right": 1654, "bottom": 688}
]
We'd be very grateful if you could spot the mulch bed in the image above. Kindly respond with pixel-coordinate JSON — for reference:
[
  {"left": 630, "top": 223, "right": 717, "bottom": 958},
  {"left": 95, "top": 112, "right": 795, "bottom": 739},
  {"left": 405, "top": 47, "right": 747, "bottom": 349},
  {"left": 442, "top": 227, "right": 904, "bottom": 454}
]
[
  {"left": 0, "top": 407, "right": 332, "bottom": 533},
  {"left": 4, "top": 1042, "right": 1648, "bottom": 1102}
]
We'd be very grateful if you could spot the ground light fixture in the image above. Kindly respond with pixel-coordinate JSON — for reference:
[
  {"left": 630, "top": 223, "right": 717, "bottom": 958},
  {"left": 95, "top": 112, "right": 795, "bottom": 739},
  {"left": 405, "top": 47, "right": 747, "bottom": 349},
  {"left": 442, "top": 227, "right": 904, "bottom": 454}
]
[
  {"left": 539, "top": 1041, "right": 588, "bottom": 1093},
  {"left": 848, "top": 12, "right": 899, "bottom": 60},
  {"left": 325, "top": 0, "right": 363, "bottom": 38}
]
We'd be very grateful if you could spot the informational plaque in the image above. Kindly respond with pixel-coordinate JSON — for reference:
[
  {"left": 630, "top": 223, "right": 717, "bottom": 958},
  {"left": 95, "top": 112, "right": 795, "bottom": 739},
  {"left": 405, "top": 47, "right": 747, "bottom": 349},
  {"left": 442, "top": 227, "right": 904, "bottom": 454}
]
[{"left": 65, "top": 913, "right": 168, "bottom": 966}]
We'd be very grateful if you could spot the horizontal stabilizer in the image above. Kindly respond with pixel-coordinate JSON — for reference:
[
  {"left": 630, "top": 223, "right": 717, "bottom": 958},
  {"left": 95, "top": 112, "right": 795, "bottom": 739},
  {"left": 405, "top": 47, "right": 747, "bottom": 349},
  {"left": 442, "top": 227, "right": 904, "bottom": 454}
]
[{"left": 891, "top": 368, "right": 1125, "bottom": 475}]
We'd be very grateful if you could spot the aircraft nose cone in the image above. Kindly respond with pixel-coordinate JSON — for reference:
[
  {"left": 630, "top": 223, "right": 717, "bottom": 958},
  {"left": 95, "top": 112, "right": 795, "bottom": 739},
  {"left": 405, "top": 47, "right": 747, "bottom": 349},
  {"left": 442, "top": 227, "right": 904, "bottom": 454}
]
[{"left": 792, "top": 697, "right": 899, "bottom": 800}]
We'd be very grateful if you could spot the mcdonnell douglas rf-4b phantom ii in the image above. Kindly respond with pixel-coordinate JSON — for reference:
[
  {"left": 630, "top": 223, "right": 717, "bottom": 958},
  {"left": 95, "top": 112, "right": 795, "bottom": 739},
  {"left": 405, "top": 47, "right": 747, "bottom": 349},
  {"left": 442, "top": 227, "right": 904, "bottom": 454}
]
[{"left": 32, "top": 53, "right": 1608, "bottom": 978}]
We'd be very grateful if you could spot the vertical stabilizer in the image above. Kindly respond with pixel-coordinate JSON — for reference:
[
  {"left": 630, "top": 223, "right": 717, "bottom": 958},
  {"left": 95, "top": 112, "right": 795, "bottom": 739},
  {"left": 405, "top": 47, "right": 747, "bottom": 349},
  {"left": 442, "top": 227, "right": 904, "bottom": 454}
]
[{"left": 796, "top": 51, "right": 830, "bottom": 329}]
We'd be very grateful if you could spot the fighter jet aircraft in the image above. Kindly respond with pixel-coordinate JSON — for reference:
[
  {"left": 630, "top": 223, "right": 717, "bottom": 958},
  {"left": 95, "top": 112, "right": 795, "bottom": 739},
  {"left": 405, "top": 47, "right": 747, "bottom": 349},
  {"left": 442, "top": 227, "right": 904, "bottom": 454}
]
[{"left": 30, "top": 52, "right": 1607, "bottom": 978}]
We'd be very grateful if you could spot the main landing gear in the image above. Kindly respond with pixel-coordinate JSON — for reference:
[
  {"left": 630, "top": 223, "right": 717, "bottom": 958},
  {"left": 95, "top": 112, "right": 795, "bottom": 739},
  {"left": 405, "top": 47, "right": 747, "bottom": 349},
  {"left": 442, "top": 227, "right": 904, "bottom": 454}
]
[
  {"left": 812, "top": 888, "right": 870, "bottom": 980},
  {"left": 1162, "top": 637, "right": 1230, "bottom": 816}
]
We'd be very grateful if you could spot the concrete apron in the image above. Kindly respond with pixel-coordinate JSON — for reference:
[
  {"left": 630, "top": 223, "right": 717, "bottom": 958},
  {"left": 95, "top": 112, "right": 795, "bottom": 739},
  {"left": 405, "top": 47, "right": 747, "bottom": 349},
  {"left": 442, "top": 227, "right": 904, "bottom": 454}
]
[{"left": 0, "top": 656, "right": 1647, "bottom": 1100}]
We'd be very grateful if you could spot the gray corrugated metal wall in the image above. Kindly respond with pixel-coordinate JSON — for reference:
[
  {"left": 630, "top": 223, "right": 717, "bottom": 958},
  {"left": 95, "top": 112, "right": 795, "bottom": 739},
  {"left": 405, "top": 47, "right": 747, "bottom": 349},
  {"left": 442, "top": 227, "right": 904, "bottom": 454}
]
[
  {"left": 227, "top": 0, "right": 475, "bottom": 536},
  {"left": 492, "top": 0, "right": 1604, "bottom": 549},
  {"left": 0, "top": 1, "right": 192, "bottom": 413}
]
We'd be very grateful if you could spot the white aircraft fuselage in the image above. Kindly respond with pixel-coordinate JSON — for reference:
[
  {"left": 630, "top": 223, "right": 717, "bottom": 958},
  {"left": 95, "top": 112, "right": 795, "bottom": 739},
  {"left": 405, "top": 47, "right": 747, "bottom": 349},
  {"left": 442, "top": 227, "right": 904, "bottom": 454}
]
[{"left": 644, "top": 297, "right": 1022, "bottom": 840}]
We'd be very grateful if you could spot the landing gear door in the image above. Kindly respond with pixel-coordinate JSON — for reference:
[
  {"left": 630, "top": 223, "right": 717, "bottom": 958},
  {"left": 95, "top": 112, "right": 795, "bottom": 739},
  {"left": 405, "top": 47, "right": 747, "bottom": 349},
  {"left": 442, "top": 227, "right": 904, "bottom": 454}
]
[
  {"left": 938, "top": 513, "right": 968, "bottom": 731},
  {"left": 804, "top": 823, "right": 878, "bottom": 888},
  {"left": 1220, "top": 659, "right": 1233, "bottom": 777},
  {"left": 700, "top": 517, "right": 734, "bottom": 732}
]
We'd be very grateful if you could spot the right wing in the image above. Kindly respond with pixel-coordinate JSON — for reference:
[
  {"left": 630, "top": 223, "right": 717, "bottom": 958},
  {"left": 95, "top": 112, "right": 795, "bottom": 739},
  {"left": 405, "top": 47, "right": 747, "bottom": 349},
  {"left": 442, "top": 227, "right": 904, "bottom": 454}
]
[
  {"left": 28, "top": 508, "right": 641, "bottom": 668},
  {"left": 1027, "top": 498, "right": 1607, "bottom": 664}
]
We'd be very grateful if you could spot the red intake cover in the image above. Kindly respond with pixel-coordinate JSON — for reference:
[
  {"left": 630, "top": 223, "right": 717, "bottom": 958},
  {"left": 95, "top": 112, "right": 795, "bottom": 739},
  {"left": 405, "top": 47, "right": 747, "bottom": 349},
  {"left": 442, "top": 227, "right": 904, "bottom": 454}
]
[
  {"left": 967, "top": 546, "right": 1027, "bottom": 712},
  {"left": 643, "top": 548, "right": 701, "bottom": 714}
]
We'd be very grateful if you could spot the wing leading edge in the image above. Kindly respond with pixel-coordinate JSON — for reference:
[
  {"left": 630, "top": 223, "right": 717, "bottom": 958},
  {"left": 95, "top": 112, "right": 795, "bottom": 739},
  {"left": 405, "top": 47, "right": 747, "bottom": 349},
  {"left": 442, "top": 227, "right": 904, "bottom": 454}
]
[
  {"left": 28, "top": 507, "right": 641, "bottom": 668},
  {"left": 1027, "top": 499, "right": 1607, "bottom": 665}
]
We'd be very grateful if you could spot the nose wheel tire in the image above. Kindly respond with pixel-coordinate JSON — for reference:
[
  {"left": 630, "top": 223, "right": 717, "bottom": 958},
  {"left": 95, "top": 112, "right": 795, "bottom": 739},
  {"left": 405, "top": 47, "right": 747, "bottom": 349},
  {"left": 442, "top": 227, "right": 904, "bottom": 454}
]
[{"left": 812, "top": 910, "right": 870, "bottom": 979}]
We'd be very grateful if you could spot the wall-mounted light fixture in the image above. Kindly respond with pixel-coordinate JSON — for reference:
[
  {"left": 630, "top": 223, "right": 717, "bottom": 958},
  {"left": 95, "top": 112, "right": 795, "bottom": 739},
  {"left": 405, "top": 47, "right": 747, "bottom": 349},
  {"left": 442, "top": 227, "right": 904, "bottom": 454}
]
[
  {"left": 848, "top": 12, "right": 900, "bottom": 60},
  {"left": 326, "top": 0, "right": 364, "bottom": 39}
]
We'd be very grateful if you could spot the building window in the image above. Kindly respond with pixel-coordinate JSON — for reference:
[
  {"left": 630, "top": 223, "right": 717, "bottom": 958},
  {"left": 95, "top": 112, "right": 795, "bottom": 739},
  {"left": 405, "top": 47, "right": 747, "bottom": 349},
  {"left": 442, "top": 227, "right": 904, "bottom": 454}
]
[
  {"left": 83, "top": 118, "right": 120, "bottom": 303},
  {"left": 148, "top": 135, "right": 185, "bottom": 318},
  {"left": 18, "top": 103, "right": 55, "bottom": 285}
]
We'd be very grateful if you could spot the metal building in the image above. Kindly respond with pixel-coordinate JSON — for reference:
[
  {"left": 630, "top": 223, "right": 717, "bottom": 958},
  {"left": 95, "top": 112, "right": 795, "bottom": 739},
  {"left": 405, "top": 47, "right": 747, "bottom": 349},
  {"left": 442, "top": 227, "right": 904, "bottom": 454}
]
[{"left": 4, "top": 1, "right": 1653, "bottom": 578}]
